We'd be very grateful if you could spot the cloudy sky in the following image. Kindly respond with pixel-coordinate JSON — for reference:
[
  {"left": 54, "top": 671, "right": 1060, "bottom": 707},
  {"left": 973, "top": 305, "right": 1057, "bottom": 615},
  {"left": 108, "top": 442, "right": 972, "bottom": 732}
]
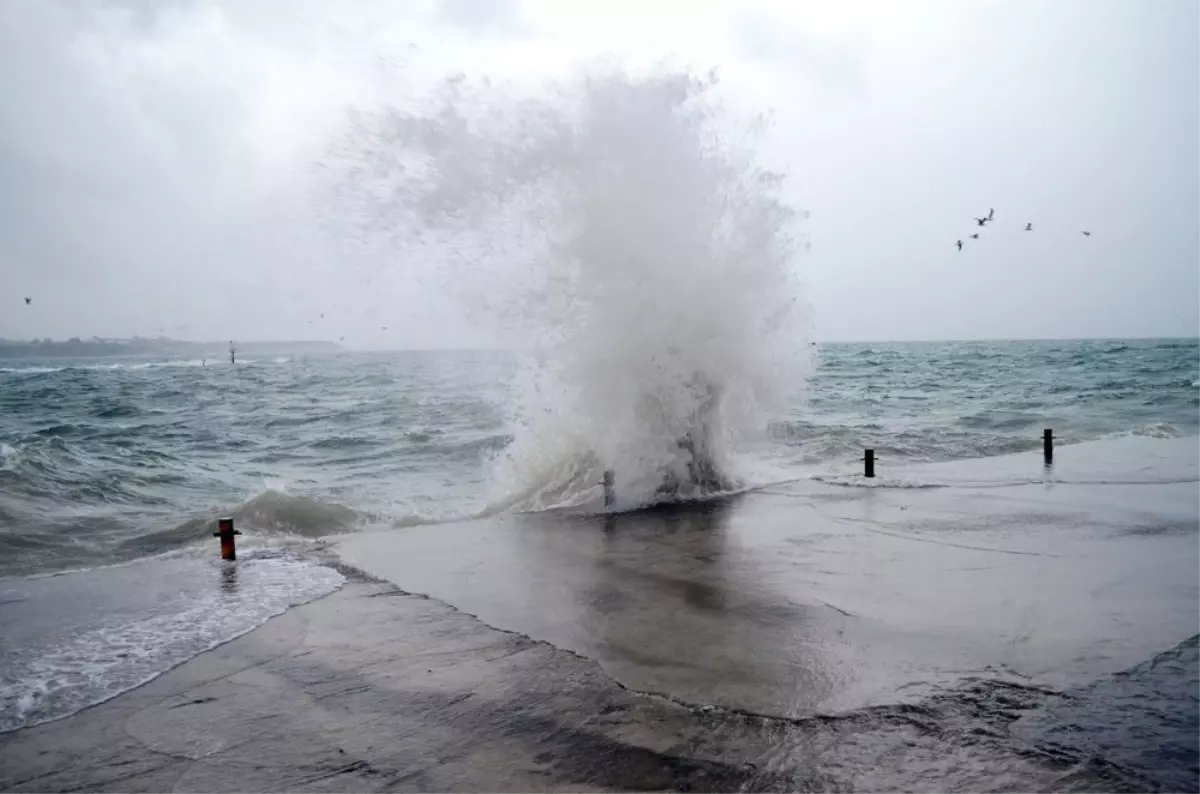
[{"left": 1, "top": 0, "right": 1196, "bottom": 346}]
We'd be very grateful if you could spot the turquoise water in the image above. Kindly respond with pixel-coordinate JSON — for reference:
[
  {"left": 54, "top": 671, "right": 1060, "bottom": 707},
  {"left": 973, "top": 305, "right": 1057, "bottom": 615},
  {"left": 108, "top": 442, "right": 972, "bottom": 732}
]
[
  {"left": 0, "top": 339, "right": 1195, "bottom": 578},
  {"left": 780, "top": 338, "right": 1198, "bottom": 464}
]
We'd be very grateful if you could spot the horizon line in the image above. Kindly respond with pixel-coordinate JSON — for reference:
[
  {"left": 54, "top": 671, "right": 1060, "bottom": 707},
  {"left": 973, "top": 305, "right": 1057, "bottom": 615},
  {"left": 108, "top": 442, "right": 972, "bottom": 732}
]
[{"left": 1, "top": 334, "right": 1195, "bottom": 353}]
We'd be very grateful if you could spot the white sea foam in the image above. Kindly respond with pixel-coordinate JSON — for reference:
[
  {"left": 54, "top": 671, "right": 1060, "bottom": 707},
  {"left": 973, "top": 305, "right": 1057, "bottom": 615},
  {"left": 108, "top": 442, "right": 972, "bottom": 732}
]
[
  {"left": 0, "top": 359, "right": 215, "bottom": 374},
  {"left": 0, "top": 552, "right": 344, "bottom": 733},
  {"left": 0, "top": 442, "right": 18, "bottom": 471},
  {"left": 327, "top": 65, "right": 814, "bottom": 509}
]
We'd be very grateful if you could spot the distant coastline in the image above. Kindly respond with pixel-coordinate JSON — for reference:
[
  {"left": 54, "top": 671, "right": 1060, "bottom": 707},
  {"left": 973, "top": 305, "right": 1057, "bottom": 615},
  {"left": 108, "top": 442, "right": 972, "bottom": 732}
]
[{"left": 0, "top": 337, "right": 342, "bottom": 359}]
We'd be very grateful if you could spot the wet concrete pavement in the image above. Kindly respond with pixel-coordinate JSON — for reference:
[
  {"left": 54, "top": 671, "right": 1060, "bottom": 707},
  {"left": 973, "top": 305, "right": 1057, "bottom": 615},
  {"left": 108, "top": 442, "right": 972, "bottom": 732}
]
[
  {"left": 2, "top": 436, "right": 1196, "bottom": 792},
  {"left": 336, "top": 437, "right": 1199, "bottom": 719},
  {"left": 0, "top": 567, "right": 1135, "bottom": 793},
  {"left": 0, "top": 575, "right": 779, "bottom": 792}
]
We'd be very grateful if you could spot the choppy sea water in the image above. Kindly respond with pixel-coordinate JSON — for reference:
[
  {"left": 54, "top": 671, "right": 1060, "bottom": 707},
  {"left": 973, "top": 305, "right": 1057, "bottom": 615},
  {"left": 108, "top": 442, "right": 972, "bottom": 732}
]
[
  {"left": 0, "top": 338, "right": 1197, "bottom": 790},
  {"left": 2, "top": 339, "right": 1194, "bottom": 579}
]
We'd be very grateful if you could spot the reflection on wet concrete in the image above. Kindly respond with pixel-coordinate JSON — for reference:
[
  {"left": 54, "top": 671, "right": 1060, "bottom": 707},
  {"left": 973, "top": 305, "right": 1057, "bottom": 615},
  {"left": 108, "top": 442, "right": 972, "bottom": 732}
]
[
  {"left": 338, "top": 442, "right": 1199, "bottom": 720},
  {"left": 553, "top": 498, "right": 857, "bottom": 717},
  {"left": 219, "top": 561, "right": 238, "bottom": 594},
  {"left": 3, "top": 574, "right": 1194, "bottom": 792}
]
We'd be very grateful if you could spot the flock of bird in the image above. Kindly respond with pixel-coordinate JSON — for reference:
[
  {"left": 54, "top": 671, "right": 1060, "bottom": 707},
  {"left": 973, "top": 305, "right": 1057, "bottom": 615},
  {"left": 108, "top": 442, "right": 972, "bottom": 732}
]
[
  {"left": 19, "top": 209, "right": 1098, "bottom": 311},
  {"left": 955, "top": 208, "right": 1090, "bottom": 251}
]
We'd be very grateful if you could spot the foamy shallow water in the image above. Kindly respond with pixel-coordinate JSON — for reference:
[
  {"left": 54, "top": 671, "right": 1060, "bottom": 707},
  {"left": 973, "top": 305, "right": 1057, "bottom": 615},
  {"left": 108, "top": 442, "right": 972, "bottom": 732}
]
[{"left": 0, "top": 550, "right": 343, "bottom": 733}]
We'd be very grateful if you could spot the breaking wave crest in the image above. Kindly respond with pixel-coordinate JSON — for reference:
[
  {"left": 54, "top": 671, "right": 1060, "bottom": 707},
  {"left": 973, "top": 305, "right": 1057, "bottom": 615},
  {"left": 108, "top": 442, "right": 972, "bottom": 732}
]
[
  {"left": 0, "top": 486, "right": 472, "bottom": 580},
  {"left": 326, "top": 64, "right": 814, "bottom": 510}
]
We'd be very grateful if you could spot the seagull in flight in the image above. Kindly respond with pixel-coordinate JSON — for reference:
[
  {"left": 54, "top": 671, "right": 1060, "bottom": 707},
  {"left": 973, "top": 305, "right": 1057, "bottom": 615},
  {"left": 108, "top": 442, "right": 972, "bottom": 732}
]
[
  {"left": 1081, "top": 230, "right": 1091, "bottom": 236},
  {"left": 1024, "top": 222, "right": 1033, "bottom": 231},
  {"left": 955, "top": 240, "right": 963, "bottom": 251},
  {"left": 987, "top": 208, "right": 994, "bottom": 221},
  {"left": 23, "top": 297, "right": 31, "bottom": 305},
  {"left": 970, "top": 233, "right": 980, "bottom": 240},
  {"left": 975, "top": 217, "right": 988, "bottom": 226}
]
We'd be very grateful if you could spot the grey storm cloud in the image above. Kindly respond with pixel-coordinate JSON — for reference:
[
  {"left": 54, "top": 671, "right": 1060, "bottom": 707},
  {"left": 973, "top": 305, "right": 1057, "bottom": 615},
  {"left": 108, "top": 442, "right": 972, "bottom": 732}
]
[
  {"left": 436, "top": 0, "right": 530, "bottom": 38},
  {"left": 0, "top": 0, "right": 454, "bottom": 347},
  {"left": 0, "top": 0, "right": 1196, "bottom": 346},
  {"left": 729, "top": 8, "right": 868, "bottom": 97}
]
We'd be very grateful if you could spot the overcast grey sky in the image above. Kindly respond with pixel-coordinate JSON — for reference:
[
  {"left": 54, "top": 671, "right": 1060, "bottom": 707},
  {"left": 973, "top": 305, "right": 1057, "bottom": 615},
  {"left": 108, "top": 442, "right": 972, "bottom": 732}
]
[{"left": 1, "top": 0, "right": 1196, "bottom": 346}]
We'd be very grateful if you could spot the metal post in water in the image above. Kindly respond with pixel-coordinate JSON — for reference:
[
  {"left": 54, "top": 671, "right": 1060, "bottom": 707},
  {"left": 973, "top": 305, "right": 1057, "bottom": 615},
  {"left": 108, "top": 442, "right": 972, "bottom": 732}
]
[
  {"left": 213, "top": 517, "right": 241, "bottom": 561},
  {"left": 603, "top": 469, "right": 615, "bottom": 507},
  {"left": 1043, "top": 428, "right": 1053, "bottom": 465},
  {"left": 865, "top": 449, "right": 875, "bottom": 478}
]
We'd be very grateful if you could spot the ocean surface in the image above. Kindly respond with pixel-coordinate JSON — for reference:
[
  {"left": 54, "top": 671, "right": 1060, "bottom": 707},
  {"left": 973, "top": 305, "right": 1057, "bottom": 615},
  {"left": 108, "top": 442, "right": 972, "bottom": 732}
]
[
  {"left": 2, "top": 339, "right": 1195, "bottom": 581},
  {"left": 1, "top": 338, "right": 1197, "bottom": 789}
]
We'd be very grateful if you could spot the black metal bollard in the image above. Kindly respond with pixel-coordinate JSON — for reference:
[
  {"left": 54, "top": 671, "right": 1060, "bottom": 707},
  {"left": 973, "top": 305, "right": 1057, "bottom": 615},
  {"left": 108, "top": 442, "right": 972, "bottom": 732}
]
[
  {"left": 603, "top": 469, "right": 615, "bottom": 507},
  {"left": 1043, "top": 428, "right": 1053, "bottom": 465},
  {"left": 213, "top": 517, "right": 242, "bottom": 561},
  {"left": 864, "top": 449, "right": 875, "bottom": 478}
]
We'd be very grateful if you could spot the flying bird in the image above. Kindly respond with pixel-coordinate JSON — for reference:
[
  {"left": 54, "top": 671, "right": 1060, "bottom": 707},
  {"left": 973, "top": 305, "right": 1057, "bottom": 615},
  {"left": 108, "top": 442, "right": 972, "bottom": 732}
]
[
  {"left": 23, "top": 297, "right": 31, "bottom": 305},
  {"left": 975, "top": 217, "right": 988, "bottom": 226},
  {"left": 955, "top": 240, "right": 963, "bottom": 251},
  {"left": 987, "top": 208, "right": 994, "bottom": 221},
  {"left": 1081, "top": 230, "right": 1091, "bottom": 236},
  {"left": 970, "top": 233, "right": 980, "bottom": 240},
  {"left": 1024, "top": 223, "right": 1033, "bottom": 231}
]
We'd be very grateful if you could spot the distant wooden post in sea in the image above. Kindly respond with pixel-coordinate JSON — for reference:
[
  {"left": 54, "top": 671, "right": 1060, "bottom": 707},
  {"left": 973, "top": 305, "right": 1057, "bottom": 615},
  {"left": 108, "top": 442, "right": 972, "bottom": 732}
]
[
  {"left": 1043, "top": 428, "right": 1053, "bottom": 465},
  {"left": 864, "top": 449, "right": 875, "bottom": 478}
]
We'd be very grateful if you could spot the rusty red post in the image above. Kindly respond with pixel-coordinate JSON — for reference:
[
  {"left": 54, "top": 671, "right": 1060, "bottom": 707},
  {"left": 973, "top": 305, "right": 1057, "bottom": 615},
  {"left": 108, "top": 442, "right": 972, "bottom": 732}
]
[{"left": 213, "top": 517, "right": 241, "bottom": 561}]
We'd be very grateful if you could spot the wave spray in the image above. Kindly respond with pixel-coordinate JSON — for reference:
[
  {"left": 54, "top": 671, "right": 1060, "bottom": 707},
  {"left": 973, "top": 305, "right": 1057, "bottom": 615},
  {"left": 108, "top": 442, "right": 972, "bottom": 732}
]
[{"left": 328, "top": 64, "right": 815, "bottom": 510}]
